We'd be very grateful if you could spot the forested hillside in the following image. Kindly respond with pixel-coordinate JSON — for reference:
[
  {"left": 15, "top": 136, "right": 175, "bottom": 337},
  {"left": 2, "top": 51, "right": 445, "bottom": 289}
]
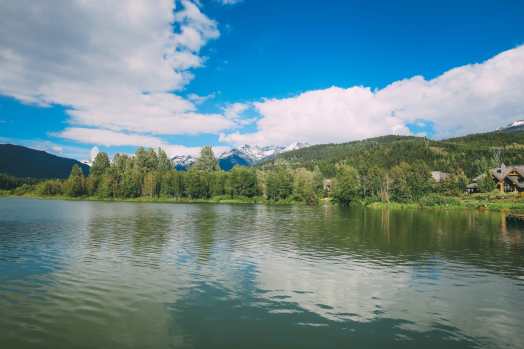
[
  {"left": 261, "top": 131, "right": 524, "bottom": 178},
  {"left": 0, "top": 144, "right": 89, "bottom": 179}
]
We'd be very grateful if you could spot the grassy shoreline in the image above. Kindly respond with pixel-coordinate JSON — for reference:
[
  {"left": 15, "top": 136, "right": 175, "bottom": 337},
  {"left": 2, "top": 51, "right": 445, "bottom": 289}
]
[
  {"left": 366, "top": 196, "right": 524, "bottom": 212},
  {"left": 2, "top": 191, "right": 524, "bottom": 212},
  {"left": 0, "top": 192, "right": 297, "bottom": 206}
]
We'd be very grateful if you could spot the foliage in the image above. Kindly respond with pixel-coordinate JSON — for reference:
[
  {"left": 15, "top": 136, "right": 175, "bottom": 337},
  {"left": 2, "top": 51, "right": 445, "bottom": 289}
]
[
  {"left": 478, "top": 171, "right": 497, "bottom": 193},
  {"left": 293, "top": 167, "right": 322, "bottom": 205},
  {"left": 419, "top": 194, "right": 461, "bottom": 207},
  {"left": 266, "top": 167, "right": 293, "bottom": 201},
  {"left": 36, "top": 179, "right": 63, "bottom": 196},
  {"left": 90, "top": 152, "right": 110, "bottom": 177},
  {"left": 10, "top": 129, "right": 524, "bottom": 207},
  {"left": 389, "top": 161, "right": 432, "bottom": 203},
  {"left": 230, "top": 166, "right": 258, "bottom": 198},
  {"left": 64, "top": 164, "right": 86, "bottom": 197},
  {"left": 259, "top": 131, "right": 524, "bottom": 180},
  {"left": 332, "top": 164, "right": 361, "bottom": 205},
  {"left": 0, "top": 173, "right": 39, "bottom": 190},
  {"left": 193, "top": 146, "right": 219, "bottom": 172}
]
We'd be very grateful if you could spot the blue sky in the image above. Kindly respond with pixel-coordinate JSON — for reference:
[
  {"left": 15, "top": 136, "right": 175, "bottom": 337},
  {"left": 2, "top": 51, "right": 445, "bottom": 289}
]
[{"left": 0, "top": 0, "right": 523, "bottom": 160}]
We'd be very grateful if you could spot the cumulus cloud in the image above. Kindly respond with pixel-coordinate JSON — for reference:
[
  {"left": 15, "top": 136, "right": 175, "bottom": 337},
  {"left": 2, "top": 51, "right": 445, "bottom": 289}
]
[
  {"left": 222, "top": 45, "right": 524, "bottom": 146},
  {"left": 0, "top": 0, "right": 235, "bottom": 142}
]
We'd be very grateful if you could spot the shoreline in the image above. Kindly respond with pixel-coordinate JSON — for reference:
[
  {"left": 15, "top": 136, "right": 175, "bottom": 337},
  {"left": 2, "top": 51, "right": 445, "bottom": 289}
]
[{"left": 2, "top": 192, "right": 524, "bottom": 212}]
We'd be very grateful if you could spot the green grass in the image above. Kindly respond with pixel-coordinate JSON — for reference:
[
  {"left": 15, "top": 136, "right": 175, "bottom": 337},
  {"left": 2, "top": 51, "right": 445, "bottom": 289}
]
[
  {"left": 365, "top": 193, "right": 524, "bottom": 212},
  {"left": 5, "top": 193, "right": 282, "bottom": 205}
]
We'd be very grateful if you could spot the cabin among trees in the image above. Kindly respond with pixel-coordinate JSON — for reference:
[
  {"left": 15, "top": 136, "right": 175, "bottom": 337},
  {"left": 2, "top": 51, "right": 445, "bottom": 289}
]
[{"left": 467, "top": 164, "right": 524, "bottom": 194}]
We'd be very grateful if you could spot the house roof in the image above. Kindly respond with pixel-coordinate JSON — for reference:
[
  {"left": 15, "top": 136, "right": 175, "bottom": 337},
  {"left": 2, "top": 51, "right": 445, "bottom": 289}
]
[{"left": 489, "top": 165, "right": 524, "bottom": 182}]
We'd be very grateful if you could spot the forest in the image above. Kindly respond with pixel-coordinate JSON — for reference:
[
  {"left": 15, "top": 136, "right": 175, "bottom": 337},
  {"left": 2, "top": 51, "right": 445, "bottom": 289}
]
[
  {"left": 264, "top": 134, "right": 524, "bottom": 179},
  {"left": 3, "top": 129, "right": 523, "bottom": 206},
  {"left": 0, "top": 140, "right": 502, "bottom": 206}
]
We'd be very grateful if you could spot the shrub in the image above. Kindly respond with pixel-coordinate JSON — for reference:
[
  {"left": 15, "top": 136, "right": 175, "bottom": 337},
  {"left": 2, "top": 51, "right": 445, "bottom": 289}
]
[{"left": 419, "top": 193, "right": 461, "bottom": 207}]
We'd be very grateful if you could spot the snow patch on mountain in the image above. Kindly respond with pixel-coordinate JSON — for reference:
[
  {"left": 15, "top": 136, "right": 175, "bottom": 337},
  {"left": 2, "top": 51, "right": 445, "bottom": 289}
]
[
  {"left": 171, "top": 142, "right": 310, "bottom": 170},
  {"left": 498, "top": 120, "right": 524, "bottom": 131},
  {"left": 219, "top": 142, "right": 310, "bottom": 163},
  {"left": 172, "top": 154, "right": 196, "bottom": 170}
]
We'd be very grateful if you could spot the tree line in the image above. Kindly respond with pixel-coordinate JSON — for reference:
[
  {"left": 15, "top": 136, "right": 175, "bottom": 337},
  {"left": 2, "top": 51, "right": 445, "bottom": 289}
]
[
  {"left": 2, "top": 144, "right": 500, "bottom": 206},
  {"left": 18, "top": 147, "right": 324, "bottom": 204}
]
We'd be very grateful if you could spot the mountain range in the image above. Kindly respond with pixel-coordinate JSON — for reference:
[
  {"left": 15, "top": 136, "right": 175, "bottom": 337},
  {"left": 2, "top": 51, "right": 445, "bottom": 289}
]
[
  {"left": 173, "top": 142, "right": 310, "bottom": 171},
  {"left": 2, "top": 120, "right": 524, "bottom": 179}
]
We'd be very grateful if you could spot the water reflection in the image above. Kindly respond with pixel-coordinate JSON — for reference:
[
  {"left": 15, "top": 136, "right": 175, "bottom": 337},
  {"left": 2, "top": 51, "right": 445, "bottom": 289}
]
[{"left": 0, "top": 198, "right": 523, "bottom": 349}]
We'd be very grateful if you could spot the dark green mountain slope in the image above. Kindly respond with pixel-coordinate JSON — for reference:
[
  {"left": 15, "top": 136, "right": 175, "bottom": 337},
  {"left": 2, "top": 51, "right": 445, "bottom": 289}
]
[
  {"left": 0, "top": 144, "right": 89, "bottom": 179},
  {"left": 261, "top": 131, "right": 524, "bottom": 178}
]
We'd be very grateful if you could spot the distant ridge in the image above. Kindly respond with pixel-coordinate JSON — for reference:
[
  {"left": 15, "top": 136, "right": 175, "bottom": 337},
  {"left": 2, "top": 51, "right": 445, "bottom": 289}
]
[{"left": 0, "top": 144, "right": 90, "bottom": 179}]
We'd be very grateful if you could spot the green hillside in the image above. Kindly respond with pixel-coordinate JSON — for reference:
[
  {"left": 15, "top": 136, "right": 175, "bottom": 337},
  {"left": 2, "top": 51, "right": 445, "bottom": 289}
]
[
  {"left": 0, "top": 144, "right": 90, "bottom": 179},
  {"left": 261, "top": 131, "right": 524, "bottom": 178}
]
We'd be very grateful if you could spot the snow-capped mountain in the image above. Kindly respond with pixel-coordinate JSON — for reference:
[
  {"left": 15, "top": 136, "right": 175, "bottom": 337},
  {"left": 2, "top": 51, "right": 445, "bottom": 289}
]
[
  {"left": 283, "top": 141, "right": 310, "bottom": 152},
  {"left": 172, "top": 142, "right": 310, "bottom": 171},
  {"left": 218, "top": 143, "right": 310, "bottom": 170},
  {"left": 172, "top": 154, "right": 196, "bottom": 171},
  {"left": 498, "top": 120, "right": 524, "bottom": 133}
]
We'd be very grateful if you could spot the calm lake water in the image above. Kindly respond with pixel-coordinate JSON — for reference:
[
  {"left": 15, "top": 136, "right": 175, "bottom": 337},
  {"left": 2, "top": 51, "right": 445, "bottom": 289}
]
[{"left": 1, "top": 198, "right": 523, "bottom": 349}]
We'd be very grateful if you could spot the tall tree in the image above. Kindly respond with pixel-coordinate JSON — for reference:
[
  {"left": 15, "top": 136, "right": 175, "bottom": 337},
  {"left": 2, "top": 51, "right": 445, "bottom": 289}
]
[
  {"left": 193, "top": 146, "right": 219, "bottom": 172},
  {"left": 332, "top": 164, "right": 361, "bottom": 206},
  {"left": 90, "top": 152, "right": 110, "bottom": 177},
  {"left": 65, "top": 164, "right": 85, "bottom": 197},
  {"left": 157, "top": 148, "right": 172, "bottom": 171}
]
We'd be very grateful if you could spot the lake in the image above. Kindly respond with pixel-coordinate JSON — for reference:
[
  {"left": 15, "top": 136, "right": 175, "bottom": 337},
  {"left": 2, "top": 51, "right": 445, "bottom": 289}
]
[{"left": 0, "top": 197, "right": 523, "bottom": 348}]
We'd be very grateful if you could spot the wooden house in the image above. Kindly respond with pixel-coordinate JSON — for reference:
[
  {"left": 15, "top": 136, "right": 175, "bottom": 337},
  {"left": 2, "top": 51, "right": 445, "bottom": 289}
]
[{"left": 467, "top": 164, "right": 524, "bottom": 194}]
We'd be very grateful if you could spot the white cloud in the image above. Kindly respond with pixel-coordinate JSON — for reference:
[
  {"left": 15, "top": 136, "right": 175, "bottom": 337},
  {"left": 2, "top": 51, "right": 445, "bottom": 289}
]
[
  {"left": 187, "top": 92, "right": 217, "bottom": 105},
  {"left": 0, "top": 0, "right": 235, "bottom": 140},
  {"left": 222, "top": 45, "right": 524, "bottom": 146},
  {"left": 223, "top": 102, "right": 249, "bottom": 120},
  {"left": 89, "top": 146, "right": 100, "bottom": 162},
  {"left": 58, "top": 128, "right": 165, "bottom": 148},
  {"left": 57, "top": 127, "right": 228, "bottom": 158}
]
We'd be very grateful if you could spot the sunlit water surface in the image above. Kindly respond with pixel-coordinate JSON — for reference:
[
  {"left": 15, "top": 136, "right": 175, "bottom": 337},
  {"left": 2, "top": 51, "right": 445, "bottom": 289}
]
[{"left": 1, "top": 198, "right": 523, "bottom": 348}]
